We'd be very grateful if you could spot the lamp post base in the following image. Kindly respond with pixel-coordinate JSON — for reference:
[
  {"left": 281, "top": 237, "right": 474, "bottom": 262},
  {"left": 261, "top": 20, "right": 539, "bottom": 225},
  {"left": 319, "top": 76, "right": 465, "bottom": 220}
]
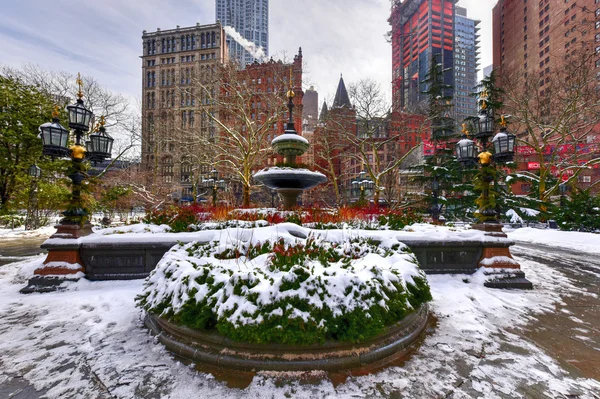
[
  {"left": 21, "top": 222, "right": 92, "bottom": 293},
  {"left": 473, "top": 222, "right": 533, "bottom": 289}
]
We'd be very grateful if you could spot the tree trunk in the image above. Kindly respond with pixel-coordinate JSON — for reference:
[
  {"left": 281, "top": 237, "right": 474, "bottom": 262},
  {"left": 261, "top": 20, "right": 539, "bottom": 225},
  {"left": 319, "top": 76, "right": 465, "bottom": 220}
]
[{"left": 243, "top": 184, "right": 250, "bottom": 207}]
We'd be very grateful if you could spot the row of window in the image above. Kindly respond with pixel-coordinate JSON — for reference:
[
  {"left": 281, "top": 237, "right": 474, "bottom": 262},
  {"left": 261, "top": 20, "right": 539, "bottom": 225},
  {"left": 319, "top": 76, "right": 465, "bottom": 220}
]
[{"left": 145, "top": 32, "right": 218, "bottom": 55}]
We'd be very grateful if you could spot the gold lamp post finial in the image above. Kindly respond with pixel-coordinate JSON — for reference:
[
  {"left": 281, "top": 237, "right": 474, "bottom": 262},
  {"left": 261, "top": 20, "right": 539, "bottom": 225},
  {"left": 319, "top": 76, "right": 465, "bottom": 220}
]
[
  {"left": 52, "top": 105, "right": 60, "bottom": 118},
  {"left": 76, "top": 73, "right": 84, "bottom": 99},
  {"left": 499, "top": 115, "right": 507, "bottom": 127},
  {"left": 99, "top": 115, "right": 106, "bottom": 127},
  {"left": 286, "top": 68, "right": 295, "bottom": 99},
  {"left": 461, "top": 123, "right": 470, "bottom": 137}
]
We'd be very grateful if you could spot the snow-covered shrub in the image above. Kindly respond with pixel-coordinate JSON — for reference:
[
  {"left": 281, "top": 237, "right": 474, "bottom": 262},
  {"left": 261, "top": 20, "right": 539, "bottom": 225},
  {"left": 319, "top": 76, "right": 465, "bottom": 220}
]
[{"left": 137, "top": 230, "right": 431, "bottom": 345}]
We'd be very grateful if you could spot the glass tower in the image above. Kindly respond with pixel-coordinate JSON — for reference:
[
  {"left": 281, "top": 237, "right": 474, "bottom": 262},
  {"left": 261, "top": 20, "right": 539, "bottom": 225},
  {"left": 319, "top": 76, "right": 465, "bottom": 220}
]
[
  {"left": 216, "top": 0, "right": 269, "bottom": 67},
  {"left": 454, "top": 6, "right": 480, "bottom": 123}
]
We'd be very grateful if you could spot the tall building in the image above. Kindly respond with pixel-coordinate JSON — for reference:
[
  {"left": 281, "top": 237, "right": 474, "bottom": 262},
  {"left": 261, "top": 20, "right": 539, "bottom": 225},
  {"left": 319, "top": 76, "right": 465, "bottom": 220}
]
[
  {"left": 389, "top": 0, "right": 455, "bottom": 112},
  {"left": 141, "top": 23, "right": 227, "bottom": 200},
  {"left": 216, "top": 0, "right": 269, "bottom": 67},
  {"left": 302, "top": 86, "right": 318, "bottom": 134},
  {"left": 453, "top": 6, "right": 480, "bottom": 123},
  {"left": 492, "top": 0, "right": 600, "bottom": 195}
]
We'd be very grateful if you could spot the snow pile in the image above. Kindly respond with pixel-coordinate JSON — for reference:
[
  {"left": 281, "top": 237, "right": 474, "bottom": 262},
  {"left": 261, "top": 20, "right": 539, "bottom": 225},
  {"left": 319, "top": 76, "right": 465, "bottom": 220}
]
[
  {"left": 96, "top": 223, "right": 171, "bottom": 235},
  {"left": 508, "top": 227, "right": 600, "bottom": 254},
  {"left": 138, "top": 226, "right": 430, "bottom": 344},
  {"left": 271, "top": 133, "right": 309, "bottom": 145}
]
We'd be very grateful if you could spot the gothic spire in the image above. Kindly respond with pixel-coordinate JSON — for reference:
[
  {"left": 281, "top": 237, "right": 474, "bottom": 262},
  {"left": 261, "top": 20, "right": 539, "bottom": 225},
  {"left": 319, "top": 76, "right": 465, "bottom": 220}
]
[{"left": 332, "top": 74, "right": 351, "bottom": 108}]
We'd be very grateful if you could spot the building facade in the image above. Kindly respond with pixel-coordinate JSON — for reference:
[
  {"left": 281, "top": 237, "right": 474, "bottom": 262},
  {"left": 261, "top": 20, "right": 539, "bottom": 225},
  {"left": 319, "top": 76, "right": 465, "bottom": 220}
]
[
  {"left": 389, "top": 0, "right": 455, "bottom": 112},
  {"left": 216, "top": 0, "right": 269, "bottom": 67},
  {"left": 492, "top": 0, "right": 600, "bottom": 195},
  {"left": 453, "top": 6, "right": 480, "bottom": 123},
  {"left": 141, "top": 23, "right": 227, "bottom": 201}
]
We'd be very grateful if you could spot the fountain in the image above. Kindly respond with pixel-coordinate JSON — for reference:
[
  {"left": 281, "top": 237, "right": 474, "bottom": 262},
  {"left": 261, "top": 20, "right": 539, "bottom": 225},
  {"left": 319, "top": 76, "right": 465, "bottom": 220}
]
[{"left": 253, "top": 73, "right": 326, "bottom": 209}]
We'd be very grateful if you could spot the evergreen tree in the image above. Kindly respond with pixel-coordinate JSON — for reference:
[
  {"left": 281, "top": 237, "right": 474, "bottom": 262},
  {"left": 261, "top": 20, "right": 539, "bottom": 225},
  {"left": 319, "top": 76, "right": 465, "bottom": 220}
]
[
  {"left": 0, "top": 75, "right": 66, "bottom": 213},
  {"left": 411, "top": 54, "right": 477, "bottom": 221}
]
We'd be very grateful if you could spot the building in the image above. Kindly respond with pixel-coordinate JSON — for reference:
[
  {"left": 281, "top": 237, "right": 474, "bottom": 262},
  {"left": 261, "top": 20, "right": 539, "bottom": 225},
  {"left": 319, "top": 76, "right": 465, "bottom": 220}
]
[
  {"left": 216, "top": 0, "right": 269, "bottom": 67},
  {"left": 492, "top": 0, "right": 600, "bottom": 195},
  {"left": 453, "top": 6, "right": 480, "bottom": 123},
  {"left": 482, "top": 64, "right": 493, "bottom": 79},
  {"left": 302, "top": 86, "right": 319, "bottom": 134},
  {"left": 389, "top": 0, "right": 455, "bottom": 112},
  {"left": 141, "top": 24, "right": 304, "bottom": 202},
  {"left": 141, "top": 23, "right": 227, "bottom": 200}
]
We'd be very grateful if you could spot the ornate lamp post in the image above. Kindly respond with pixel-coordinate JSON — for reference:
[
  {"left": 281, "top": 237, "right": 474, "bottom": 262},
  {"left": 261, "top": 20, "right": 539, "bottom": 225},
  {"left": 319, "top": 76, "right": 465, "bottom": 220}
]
[
  {"left": 454, "top": 90, "right": 530, "bottom": 289},
  {"left": 431, "top": 178, "right": 440, "bottom": 223},
  {"left": 23, "top": 74, "right": 114, "bottom": 293},
  {"left": 351, "top": 170, "right": 374, "bottom": 204},
  {"left": 25, "top": 164, "right": 42, "bottom": 230},
  {"left": 559, "top": 183, "right": 567, "bottom": 207},
  {"left": 202, "top": 168, "right": 227, "bottom": 207}
]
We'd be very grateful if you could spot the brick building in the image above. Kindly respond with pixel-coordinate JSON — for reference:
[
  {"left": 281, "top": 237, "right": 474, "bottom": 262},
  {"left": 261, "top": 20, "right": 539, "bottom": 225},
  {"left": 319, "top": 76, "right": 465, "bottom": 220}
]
[
  {"left": 141, "top": 22, "right": 304, "bottom": 202},
  {"left": 492, "top": 0, "right": 600, "bottom": 195}
]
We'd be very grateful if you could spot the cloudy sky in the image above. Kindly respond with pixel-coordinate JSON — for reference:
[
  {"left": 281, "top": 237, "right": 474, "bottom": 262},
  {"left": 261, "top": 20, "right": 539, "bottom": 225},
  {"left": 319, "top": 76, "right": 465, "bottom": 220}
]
[{"left": 0, "top": 0, "right": 495, "bottom": 105}]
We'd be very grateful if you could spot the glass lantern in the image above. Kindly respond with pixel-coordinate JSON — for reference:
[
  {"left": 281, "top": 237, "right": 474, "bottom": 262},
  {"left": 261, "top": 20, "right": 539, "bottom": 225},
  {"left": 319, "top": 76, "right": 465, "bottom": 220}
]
[
  {"left": 492, "top": 128, "right": 516, "bottom": 163},
  {"left": 455, "top": 136, "right": 477, "bottom": 166},
  {"left": 475, "top": 110, "right": 495, "bottom": 140},
  {"left": 39, "top": 118, "right": 70, "bottom": 157},
  {"left": 67, "top": 99, "right": 94, "bottom": 132},
  {"left": 88, "top": 126, "right": 114, "bottom": 162}
]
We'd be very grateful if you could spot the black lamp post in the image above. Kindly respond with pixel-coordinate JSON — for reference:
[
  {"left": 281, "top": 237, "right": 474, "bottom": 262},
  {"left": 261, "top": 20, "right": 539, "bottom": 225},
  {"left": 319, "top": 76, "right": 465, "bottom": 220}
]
[
  {"left": 39, "top": 74, "right": 113, "bottom": 230},
  {"left": 351, "top": 170, "right": 374, "bottom": 204},
  {"left": 455, "top": 90, "right": 515, "bottom": 225},
  {"left": 25, "top": 164, "right": 42, "bottom": 230},
  {"left": 559, "top": 183, "right": 567, "bottom": 208},
  {"left": 202, "top": 168, "right": 227, "bottom": 207},
  {"left": 431, "top": 178, "right": 440, "bottom": 223}
]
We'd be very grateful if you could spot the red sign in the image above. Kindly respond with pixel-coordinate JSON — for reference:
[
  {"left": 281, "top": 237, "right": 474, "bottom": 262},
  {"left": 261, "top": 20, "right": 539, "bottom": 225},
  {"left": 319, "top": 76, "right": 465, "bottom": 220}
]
[
  {"left": 527, "top": 162, "right": 540, "bottom": 170},
  {"left": 423, "top": 140, "right": 434, "bottom": 156},
  {"left": 517, "top": 146, "right": 536, "bottom": 155}
]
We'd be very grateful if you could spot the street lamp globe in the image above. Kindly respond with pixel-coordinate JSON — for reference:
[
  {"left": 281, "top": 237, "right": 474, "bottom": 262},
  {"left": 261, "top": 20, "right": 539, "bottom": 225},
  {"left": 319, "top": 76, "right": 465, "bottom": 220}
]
[
  {"left": 476, "top": 110, "right": 495, "bottom": 139},
  {"left": 455, "top": 136, "right": 477, "bottom": 165},
  {"left": 492, "top": 128, "right": 516, "bottom": 163},
  {"left": 39, "top": 117, "right": 70, "bottom": 157},
  {"left": 28, "top": 164, "right": 42, "bottom": 178},
  {"left": 88, "top": 124, "right": 114, "bottom": 162},
  {"left": 66, "top": 98, "right": 94, "bottom": 132}
]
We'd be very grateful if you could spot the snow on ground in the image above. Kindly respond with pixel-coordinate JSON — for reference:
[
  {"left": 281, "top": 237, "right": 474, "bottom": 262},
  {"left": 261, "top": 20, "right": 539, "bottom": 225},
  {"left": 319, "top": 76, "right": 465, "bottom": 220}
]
[
  {"left": 1, "top": 238, "right": 599, "bottom": 398},
  {"left": 507, "top": 227, "right": 600, "bottom": 254},
  {"left": 0, "top": 225, "right": 56, "bottom": 239}
]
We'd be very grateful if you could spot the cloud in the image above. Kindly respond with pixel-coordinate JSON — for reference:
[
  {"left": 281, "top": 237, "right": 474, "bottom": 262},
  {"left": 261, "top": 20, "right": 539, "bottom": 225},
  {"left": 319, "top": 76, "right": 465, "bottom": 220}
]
[{"left": 0, "top": 0, "right": 494, "bottom": 111}]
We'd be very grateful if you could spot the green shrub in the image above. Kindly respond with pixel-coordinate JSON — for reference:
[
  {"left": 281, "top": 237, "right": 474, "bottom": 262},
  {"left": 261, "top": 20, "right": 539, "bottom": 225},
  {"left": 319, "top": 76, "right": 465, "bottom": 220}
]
[{"left": 137, "top": 235, "right": 432, "bottom": 345}]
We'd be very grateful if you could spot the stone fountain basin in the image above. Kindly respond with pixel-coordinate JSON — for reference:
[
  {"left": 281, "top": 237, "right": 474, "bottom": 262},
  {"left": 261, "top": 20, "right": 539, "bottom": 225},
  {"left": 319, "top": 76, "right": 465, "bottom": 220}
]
[
  {"left": 144, "top": 303, "right": 429, "bottom": 372},
  {"left": 254, "top": 167, "right": 326, "bottom": 190}
]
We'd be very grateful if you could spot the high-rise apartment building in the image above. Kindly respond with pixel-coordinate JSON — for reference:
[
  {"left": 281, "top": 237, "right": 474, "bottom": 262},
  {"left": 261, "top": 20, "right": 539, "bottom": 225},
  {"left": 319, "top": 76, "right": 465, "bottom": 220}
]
[
  {"left": 216, "top": 0, "right": 269, "bottom": 67},
  {"left": 492, "top": 0, "right": 600, "bottom": 194},
  {"left": 141, "top": 23, "right": 227, "bottom": 201},
  {"left": 454, "top": 6, "right": 480, "bottom": 123},
  {"left": 389, "top": 0, "right": 455, "bottom": 112}
]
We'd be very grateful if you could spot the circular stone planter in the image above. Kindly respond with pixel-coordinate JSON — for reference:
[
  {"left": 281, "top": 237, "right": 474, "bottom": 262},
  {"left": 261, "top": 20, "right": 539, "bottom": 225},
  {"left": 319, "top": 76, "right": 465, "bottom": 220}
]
[{"left": 144, "top": 303, "right": 429, "bottom": 372}]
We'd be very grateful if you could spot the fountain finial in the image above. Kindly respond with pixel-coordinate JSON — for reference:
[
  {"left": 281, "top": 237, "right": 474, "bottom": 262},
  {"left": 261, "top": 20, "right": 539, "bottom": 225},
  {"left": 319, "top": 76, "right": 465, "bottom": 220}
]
[{"left": 285, "top": 68, "right": 295, "bottom": 132}]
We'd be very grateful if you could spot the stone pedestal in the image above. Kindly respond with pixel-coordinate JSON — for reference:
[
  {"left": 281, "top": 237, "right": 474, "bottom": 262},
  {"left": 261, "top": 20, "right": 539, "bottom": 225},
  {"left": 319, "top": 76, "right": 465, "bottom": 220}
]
[
  {"left": 278, "top": 188, "right": 303, "bottom": 210},
  {"left": 473, "top": 222, "right": 533, "bottom": 289},
  {"left": 21, "top": 223, "right": 92, "bottom": 294}
]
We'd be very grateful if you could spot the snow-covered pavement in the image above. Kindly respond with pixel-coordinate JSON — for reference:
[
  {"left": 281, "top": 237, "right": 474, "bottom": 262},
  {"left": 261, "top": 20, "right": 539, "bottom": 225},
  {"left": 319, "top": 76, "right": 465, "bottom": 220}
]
[{"left": 0, "top": 227, "right": 599, "bottom": 398}]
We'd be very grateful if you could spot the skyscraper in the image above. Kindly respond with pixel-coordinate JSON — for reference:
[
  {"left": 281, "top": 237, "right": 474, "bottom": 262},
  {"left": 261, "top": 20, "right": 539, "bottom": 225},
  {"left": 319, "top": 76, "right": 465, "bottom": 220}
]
[
  {"left": 389, "top": 0, "right": 455, "bottom": 112},
  {"left": 216, "top": 0, "right": 269, "bottom": 67},
  {"left": 454, "top": 6, "right": 479, "bottom": 123}
]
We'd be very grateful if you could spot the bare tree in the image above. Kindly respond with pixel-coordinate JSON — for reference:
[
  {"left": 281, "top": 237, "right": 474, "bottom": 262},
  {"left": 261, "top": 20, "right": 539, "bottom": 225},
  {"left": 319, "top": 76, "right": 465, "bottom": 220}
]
[
  {"left": 347, "top": 78, "right": 420, "bottom": 206},
  {"left": 500, "top": 46, "right": 600, "bottom": 205},
  {"left": 191, "top": 59, "right": 294, "bottom": 206}
]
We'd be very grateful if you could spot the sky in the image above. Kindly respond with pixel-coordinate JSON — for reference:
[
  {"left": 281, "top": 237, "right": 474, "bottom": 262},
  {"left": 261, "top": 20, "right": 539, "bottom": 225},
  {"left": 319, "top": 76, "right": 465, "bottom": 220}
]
[{"left": 0, "top": 0, "right": 495, "bottom": 107}]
